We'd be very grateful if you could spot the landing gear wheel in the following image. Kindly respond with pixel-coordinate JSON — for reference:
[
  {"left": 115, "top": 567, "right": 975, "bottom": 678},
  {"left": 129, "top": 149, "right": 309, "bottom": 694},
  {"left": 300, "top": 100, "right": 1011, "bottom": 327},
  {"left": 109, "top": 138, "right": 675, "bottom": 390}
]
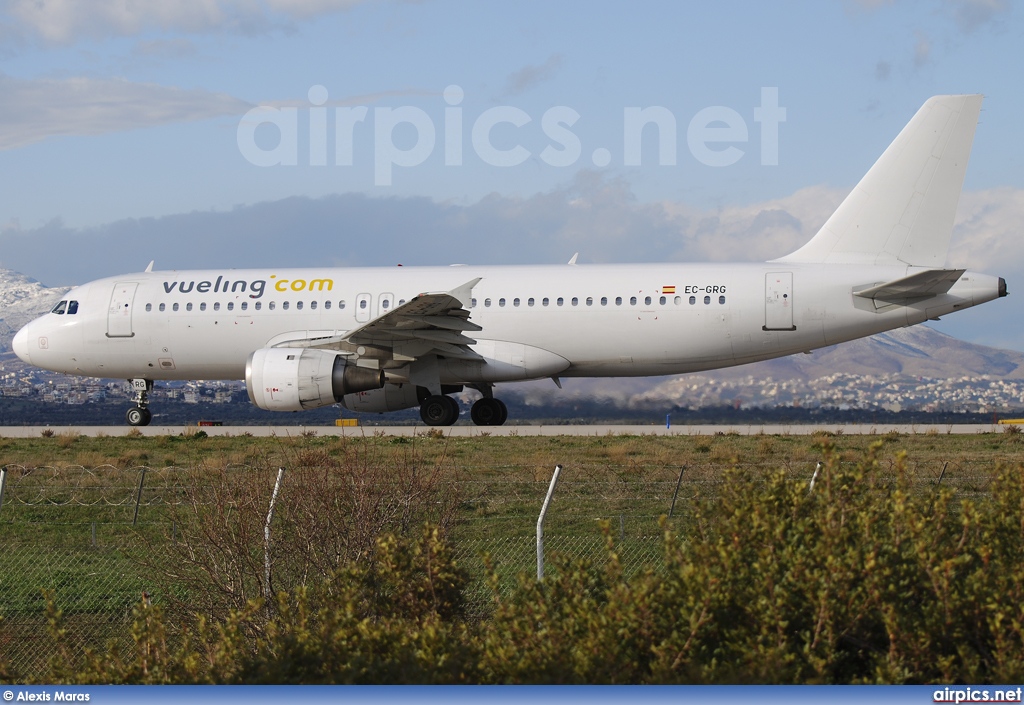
[
  {"left": 420, "top": 395, "right": 459, "bottom": 426},
  {"left": 126, "top": 406, "right": 151, "bottom": 427},
  {"left": 471, "top": 397, "right": 507, "bottom": 426}
]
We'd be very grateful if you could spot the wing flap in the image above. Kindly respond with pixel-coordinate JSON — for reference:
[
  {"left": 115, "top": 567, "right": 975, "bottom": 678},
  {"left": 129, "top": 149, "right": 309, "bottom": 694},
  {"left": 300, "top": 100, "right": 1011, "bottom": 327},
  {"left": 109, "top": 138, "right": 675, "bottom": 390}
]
[{"left": 308, "top": 278, "right": 484, "bottom": 364}]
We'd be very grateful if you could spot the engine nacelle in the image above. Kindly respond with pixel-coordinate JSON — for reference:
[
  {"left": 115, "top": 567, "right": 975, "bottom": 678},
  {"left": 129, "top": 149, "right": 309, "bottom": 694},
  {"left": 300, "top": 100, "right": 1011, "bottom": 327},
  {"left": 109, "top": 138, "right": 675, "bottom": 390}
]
[
  {"left": 246, "top": 347, "right": 384, "bottom": 411},
  {"left": 340, "top": 383, "right": 427, "bottom": 413}
]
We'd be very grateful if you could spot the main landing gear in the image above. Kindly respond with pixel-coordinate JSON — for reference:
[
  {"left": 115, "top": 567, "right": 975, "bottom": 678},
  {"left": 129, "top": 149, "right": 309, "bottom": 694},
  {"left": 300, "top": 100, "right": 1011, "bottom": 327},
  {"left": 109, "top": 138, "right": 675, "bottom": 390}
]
[
  {"left": 418, "top": 388, "right": 508, "bottom": 427},
  {"left": 126, "top": 379, "right": 153, "bottom": 427}
]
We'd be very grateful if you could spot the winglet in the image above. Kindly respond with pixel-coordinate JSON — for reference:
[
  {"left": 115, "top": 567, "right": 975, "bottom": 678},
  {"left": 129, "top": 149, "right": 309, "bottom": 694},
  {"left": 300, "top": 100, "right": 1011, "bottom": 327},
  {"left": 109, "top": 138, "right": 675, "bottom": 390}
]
[
  {"left": 448, "top": 278, "right": 481, "bottom": 308},
  {"left": 144, "top": 261, "right": 155, "bottom": 273},
  {"left": 568, "top": 253, "right": 579, "bottom": 265}
]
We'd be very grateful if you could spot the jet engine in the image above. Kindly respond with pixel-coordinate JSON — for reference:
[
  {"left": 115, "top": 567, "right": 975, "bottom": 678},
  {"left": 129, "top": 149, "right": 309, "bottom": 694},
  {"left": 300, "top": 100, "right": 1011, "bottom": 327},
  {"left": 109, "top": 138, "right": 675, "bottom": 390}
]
[
  {"left": 246, "top": 348, "right": 384, "bottom": 411},
  {"left": 340, "top": 383, "right": 428, "bottom": 413}
]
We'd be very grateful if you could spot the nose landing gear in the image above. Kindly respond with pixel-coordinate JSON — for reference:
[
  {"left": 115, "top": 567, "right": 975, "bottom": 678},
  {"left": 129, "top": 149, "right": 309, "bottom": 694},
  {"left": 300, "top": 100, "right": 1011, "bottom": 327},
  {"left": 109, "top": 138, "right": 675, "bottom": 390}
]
[{"left": 126, "top": 379, "right": 153, "bottom": 427}]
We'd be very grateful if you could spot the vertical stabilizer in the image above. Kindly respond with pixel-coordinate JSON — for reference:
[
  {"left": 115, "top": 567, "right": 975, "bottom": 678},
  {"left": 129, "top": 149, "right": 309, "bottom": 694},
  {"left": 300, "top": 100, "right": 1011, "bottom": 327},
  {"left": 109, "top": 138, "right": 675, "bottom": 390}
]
[{"left": 776, "top": 95, "right": 982, "bottom": 266}]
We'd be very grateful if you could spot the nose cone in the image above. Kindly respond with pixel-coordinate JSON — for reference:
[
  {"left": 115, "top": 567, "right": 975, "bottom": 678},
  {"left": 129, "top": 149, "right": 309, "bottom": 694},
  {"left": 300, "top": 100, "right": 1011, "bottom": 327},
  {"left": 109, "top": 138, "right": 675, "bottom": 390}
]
[{"left": 12, "top": 324, "right": 31, "bottom": 363}]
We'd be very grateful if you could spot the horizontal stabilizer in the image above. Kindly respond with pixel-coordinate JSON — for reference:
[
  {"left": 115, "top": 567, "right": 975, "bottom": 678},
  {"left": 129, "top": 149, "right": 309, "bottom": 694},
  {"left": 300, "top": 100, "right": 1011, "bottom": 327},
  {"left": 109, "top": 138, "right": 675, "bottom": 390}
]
[{"left": 853, "top": 268, "right": 965, "bottom": 304}]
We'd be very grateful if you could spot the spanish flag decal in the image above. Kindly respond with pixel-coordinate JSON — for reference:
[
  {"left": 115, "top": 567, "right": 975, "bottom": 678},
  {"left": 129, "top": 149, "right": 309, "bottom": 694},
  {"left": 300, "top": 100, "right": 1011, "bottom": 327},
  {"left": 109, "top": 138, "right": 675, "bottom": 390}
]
[{"left": 662, "top": 285, "right": 676, "bottom": 294}]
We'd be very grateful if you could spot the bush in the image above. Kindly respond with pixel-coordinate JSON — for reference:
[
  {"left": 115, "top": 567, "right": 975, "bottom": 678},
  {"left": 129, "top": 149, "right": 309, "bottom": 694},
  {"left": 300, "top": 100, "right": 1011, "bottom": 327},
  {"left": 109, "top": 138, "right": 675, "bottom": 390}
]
[{"left": 13, "top": 444, "right": 1024, "bottom": 684}]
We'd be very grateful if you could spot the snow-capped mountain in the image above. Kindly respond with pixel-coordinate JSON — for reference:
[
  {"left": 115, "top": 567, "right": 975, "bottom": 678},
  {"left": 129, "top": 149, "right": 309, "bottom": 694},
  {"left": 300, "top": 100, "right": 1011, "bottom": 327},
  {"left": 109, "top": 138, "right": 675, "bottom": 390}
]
[{"left": 0, "top": 269, "right": 69, "bottom": 355}]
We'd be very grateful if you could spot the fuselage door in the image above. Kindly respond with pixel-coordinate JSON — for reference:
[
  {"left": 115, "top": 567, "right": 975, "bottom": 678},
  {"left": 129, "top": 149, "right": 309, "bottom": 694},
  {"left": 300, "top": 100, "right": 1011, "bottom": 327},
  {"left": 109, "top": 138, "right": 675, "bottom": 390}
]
[
  {"left": 355, "top": 293, "right": 372, "bottom": 322},
  {"left": 764, "top": 272, "right": 796, "bottom": 331},
  {"left": 107, "top": 282, "right": 138, "bottom": 338}
]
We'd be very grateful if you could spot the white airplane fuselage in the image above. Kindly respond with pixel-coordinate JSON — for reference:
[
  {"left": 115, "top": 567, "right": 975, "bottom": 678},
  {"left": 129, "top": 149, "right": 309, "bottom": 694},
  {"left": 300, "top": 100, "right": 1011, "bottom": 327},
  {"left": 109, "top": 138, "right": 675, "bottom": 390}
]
[
  {"left": 10, "top": 94, "right": 1008, "bottom": 426},
  {"left": 13, "top": 262, "right": 1002, "bottom": 382}
]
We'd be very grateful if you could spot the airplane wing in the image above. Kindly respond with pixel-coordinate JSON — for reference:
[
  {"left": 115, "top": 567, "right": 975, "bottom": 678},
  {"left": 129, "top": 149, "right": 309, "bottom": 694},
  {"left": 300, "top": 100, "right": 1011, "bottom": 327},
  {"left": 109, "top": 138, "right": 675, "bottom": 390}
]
[
  {"left": 853, "top": 269, "right": 965, "bottom": 305},
  {"left": 307, "top": 278, "right": 484, "bottom": 362}
]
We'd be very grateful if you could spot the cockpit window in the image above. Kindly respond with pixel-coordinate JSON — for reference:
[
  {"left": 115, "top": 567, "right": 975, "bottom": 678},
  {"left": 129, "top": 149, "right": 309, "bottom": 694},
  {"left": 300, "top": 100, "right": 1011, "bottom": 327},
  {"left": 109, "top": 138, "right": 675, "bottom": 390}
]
[
  {"left": 67, "top": 300, "right": 79, "bottom": 315},
  {"left": 51, "top": 300, "right": 67, "bottom": 315}
]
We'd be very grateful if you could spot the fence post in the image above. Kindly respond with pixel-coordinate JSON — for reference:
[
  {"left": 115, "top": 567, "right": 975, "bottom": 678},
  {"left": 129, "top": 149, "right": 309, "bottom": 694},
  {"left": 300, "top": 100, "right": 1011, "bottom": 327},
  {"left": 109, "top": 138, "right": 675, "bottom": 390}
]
[
  {"left": 132, "top": 467, "right": 148, "bottom": 526},
  {"left": 536, "top": 464, "right": 562, "bottom": 581},
  {"left": 0, "top": 466, "right": 7, "bottom": 514},
  {"left": 808, "top": 461, "right": 822, "bottom": 493},
  {"left": 264, "top": 467, "right": 286, "bottom": 601},
  {"left": 668, "top": 465, "right": 686, "bottom": 518}
]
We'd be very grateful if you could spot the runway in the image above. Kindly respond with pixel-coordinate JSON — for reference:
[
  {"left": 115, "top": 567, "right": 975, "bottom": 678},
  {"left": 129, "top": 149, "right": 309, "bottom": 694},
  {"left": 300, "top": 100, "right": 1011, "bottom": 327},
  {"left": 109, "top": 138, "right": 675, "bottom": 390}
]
[{"left": 0, "top": 423, "right": 1009, "bottom": 438}]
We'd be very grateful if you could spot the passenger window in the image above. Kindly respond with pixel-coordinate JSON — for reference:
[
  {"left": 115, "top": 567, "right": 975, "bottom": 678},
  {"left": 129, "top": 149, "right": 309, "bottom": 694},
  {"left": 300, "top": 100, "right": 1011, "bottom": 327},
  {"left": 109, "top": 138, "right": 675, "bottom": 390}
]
[
  {"left": 241, "top": 302, "right": 247, "bottom": 311},
  {"left": 719, "top": 295, "right": 726, "bottom": 305},
  {"left": 199, "top": 303, "right": 206, "bottom": 311},
  {"left": 630, "top": 296, "right": 637, "bottom": 305},
  {"left": 283, "top": 301, "right": 290, "bottom": 310},
  {"left": 660, "top": 296, "right": 666, "bottom": 305},
  {"left": 159, "top": 303, "right": 166, "bottom": 312},
  {"left": 310, "top": 301, "right": 317, "bottom": 310},
  {"left": 255, "top": 302, "right": 261, "bottom": 310},
  {"left": 689, "top": 296, "right": 696, "bottom": 305},
  {"left": 528, "top": 298, "right": 535, "bottom": 307},
  {"left": 645, "top": 296, "right": 652, "bottom": 305},
  {"left": 186, "top": 303, "right": 193, "bottom": 311},
  {"left": 51, "top": 301, "right": 67, "bottom": 315},
  {"left": 557, "top": 297, "right": 564, "bottom": 306},
  {"left": 173, "top": 303, "right": 179, "bottom": 312},
  {"left": 145, "top": 303, "right": 152, "bottom": 312},
  {"left": 358, "top": 300, "right": 366, "bottom": 310},
  {"left": 470, "top": 298, "right": 477, "bottom": 308},
  {"left": 399, "top": 299, "right": 406, "bottom": 305},
  {"left": 600, "top": 297, "right": 607, "bottom": 306},
  {"left": 214, "top": 302, "right": 221, "bottom": 311},
  {"left": 704, "top": 296, "right": 711, "bottom": 305},
  {"left": 269, "top": 302, "right": 276, "bottom": 311},
  {"left": 381, "top": 300, "right": 388, "bottom": 310},
  {"left": 323, "top": 301, "right": 331, "bottom": 310},
  {"left": 296, "top": 301, "right": 303, "bottom": 310},
  {"left": 513, "top": 298, "right": 520, "bottom": 307},
  {"left": 586, "top": 297, "right": 593, "bottom": 306},
  {"left": 542, "top": 297, "right": 549, "bottom": 306},
  {"left": 339, "top": 301, "right": 346, "bottom": 309},
  {"left": 674, "top": 296, "right": 681, "bottom": 305},
  {"left": 615, "top": 297, "right": 622, "bottom": 306},
  {"left": 68, "top": 301, "right": 79, "bottom": 315},
  {"left": 499, "top": 298, "right": 506, "bottom": 307},
  {"left": 571, "top": 297, "right": 578, "bottom": 306},
  {"left": 227, "top": 302, "right": 233, "bottom": 311}
]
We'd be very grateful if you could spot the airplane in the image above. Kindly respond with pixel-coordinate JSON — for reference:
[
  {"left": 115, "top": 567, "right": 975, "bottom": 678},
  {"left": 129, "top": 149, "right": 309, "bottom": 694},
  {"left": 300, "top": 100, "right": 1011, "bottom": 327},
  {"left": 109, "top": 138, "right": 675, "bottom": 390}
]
[{"left": 11, "top": 94, "right": 1006, "bottom": 427}]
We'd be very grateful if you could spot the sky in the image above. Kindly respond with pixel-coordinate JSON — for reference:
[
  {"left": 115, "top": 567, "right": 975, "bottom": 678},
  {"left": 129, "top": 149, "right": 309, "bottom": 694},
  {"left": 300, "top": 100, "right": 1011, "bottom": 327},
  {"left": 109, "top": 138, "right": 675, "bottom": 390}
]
[{"left": 0, "top": 0, "right": 1022, "bottom": 350}]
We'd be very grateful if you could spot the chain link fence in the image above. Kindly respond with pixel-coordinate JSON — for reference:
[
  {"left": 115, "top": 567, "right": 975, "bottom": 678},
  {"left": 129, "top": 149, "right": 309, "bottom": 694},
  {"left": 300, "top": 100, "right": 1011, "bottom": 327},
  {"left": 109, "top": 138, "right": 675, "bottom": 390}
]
[{"left": 0, "top": 457, "right": 997, "bottom": 679}]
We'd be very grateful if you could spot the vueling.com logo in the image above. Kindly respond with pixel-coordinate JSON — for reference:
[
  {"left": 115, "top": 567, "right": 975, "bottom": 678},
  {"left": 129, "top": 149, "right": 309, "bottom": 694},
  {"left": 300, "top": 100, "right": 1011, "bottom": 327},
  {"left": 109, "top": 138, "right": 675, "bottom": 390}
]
[
  {"left": 161, "top": 275, "right": 334, "bottom": 299},
  {"left": 236, "top": 85, "right": 786, "bottom": 185}
]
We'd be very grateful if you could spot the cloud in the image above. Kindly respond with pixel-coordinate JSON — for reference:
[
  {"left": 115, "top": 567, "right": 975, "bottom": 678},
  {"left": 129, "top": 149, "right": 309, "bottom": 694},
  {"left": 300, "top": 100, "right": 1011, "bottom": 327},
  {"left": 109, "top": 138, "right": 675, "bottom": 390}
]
[
  {"left": 130, "top": 38, "right": 200, "bottom": 60},
  {"left": 913, "top": 31, "right": 932, "bottom": 67},
  {"left": 504, "top": 54, "right": 564, "bottom": 96},
  {"left": 2, "top": 176, "right": 1019, "bottom": 307},
  {"left": 948, "top": 188, "right": 1024, "bottom": 273},
  {"left": 949, "top": 0, "right": 1010, "bottom": 33},
  {"left": 0, "top": 73, "right": 249, "bottom": 150},
  {"left": 0, "top": 0, "right": 368, "bottom": 44}
]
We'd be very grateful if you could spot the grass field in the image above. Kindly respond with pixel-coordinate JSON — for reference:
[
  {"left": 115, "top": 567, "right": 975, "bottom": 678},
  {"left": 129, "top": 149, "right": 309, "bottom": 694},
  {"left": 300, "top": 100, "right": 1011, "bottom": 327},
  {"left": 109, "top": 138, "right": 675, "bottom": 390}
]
[{"left": 2, "top": 427, "right": 1023, "bottom": 677}]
